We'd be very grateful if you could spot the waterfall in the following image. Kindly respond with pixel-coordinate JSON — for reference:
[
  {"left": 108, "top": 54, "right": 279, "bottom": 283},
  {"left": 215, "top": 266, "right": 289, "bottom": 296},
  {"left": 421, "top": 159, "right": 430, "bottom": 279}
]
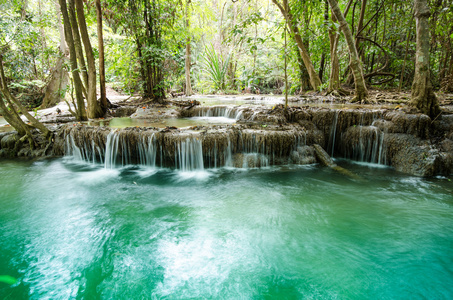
[
  {"left": 196, "top": 106, "right": 244, "bottom": 120},
  {"left": 137, "top": 133, "right": 157, "bottom": 167},
  {"left": 341, "top": 125, "right": 387, "bottom": 165},
  {"left": 104, "top": 130, "right": 120, "bottom": 168},
  {"left": 62, "top": 125, "right": 312, "bottom": 170},
  {"left": 64, "top": 131, "right": 104, "bottom": 163},
  {"left": 176, "top": 137, "right": 204, "bottom": 171},
  {"left": 328, "top": 110, "right": 339, "bottom": 157}
]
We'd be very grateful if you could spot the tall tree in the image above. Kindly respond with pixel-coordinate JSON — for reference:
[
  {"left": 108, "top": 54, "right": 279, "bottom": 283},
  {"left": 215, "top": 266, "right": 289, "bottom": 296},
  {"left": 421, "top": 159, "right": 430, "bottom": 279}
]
[
  {"left": 96, "top": 0, "right": 108, "bottom": 111},
  {"left": 59, "top": 0, "right": 87, "bottom": 120},
  {"left": 327, "top": 0, "right": 352, "bottom": 95},
  {"left": 0, "top": 54, "right": 51, "bottom": 151},
  {"left": 271, "top": 0, "right": 322, "bottom": 90},
  {"left": 74, "top": 0, "right": 103, "bottom": 118},
  {"left": 410, "top": 0, "right": 440, "bottom": 118},
  {"left": 327, "top": 0, "right": 368, "bottom": 102},
  {"left": 185, "top": 0, "right": 193, "bottom": 96},
  {"left": 41, "top": 0, "right": 69, "bottom": 108}
]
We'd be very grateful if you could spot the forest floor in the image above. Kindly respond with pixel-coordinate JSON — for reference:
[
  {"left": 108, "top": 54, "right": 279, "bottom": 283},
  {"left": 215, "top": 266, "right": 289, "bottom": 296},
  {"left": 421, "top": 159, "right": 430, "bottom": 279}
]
[{"left": 1, "top": 87, "right": 452, "bottom": 133}]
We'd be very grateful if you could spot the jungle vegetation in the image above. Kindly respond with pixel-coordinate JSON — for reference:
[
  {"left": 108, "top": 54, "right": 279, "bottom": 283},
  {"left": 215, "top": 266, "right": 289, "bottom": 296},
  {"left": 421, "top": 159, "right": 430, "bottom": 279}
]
[{"left": 0, "top": 0, "right": 452, "bottom": 128}]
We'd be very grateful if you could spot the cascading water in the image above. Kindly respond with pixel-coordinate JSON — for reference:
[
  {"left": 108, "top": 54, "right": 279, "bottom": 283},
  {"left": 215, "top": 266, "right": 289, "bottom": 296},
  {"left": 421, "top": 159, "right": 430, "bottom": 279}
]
[
  {"left": 195, "top": 106, "right": 244, "bottom": 120},
  {"left": 176, "top": 137, "right": 204, "bottom": 171},
  {"left": 62, "top": 126, "right": 311, "bottom": 170},
  {"left": 328, "top": 110, "right": 339, "bottom": 156},
  {"left": 137, "top": 133, "right": 158, "bottom": 167},
  {"left": 340, "top": 124, "right": 387, "bottom": 165}
]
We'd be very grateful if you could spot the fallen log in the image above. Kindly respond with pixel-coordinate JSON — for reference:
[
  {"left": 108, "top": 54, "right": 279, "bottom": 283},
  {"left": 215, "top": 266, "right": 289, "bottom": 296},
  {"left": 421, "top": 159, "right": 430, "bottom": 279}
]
[{"left": 313, "top": 144, "right": 363, "bottom": 181}]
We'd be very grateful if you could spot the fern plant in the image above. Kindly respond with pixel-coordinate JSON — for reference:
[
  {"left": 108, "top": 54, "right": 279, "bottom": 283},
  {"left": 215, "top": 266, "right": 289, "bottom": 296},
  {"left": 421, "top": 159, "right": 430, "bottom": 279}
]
[{"left": 203, "top": 45, "right": 231, "bottom": 91}]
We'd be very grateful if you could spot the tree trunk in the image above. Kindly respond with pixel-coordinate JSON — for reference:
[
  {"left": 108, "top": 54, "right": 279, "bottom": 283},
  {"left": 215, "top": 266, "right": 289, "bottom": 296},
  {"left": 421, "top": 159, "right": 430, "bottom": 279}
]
[
  {"left": 96, "top": 0, "right": 108, "bottom": 112},
  {"left": 410, "top": 0, "right": 440, "bottom": 118},
  {"left": 75, "top": 0, "right": 103, "bottom": 118},
  {"left": 40, "top": 56, "right": 69, "bottom": 108},
  {"left": 272, "top": 0, "right": 322, "bottom": 90},
  {"left": 296, "top": 46, "right": 311, "bottom": 92},
  {"left": 0, "top": 94, "right": 28, "bottom": 137},
  {"left": 355, "top": 0, "right": 367, "bottom": 53},
  {"left": 327, "top": 0, "right": 352, "bottom": 94},
  {"left": 68, "top": 0, "right": 88, "bottom": 93},
  {"left": 327, "top": 0, "right": 368, "bottom": 102},
  {"left": 59, "top": 0, "right": 87, "bottom": 121},
  {"left": 41, "top": 0, "right": 69, "bottom": 109},
  {"left": 328, "top": 20, "right": 341, "bottom": 93},
  {"left": 185, "top": 0, "right": 193, "bottom": 96},
  {"left": 0, "top": 56, "right": 50, "bottom": 138}
]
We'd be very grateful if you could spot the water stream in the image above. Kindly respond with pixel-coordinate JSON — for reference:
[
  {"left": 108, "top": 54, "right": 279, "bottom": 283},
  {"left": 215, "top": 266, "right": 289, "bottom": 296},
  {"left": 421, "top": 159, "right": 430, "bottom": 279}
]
[{"left": 0, "top": 159, "right": 452, "bottom": 299}]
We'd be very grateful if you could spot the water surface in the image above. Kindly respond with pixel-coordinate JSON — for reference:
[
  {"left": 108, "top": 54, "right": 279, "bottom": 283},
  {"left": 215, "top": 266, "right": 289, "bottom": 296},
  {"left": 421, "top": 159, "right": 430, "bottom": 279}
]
[{"left": 0, "top": 159, "right": 452, "bottom": 299}]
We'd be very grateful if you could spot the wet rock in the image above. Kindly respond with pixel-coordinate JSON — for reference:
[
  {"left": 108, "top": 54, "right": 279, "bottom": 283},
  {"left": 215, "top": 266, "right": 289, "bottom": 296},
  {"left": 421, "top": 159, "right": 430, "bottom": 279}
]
[
  {"left": 385, "top": 134, "right": 441, "bottom": 177},
  {"left": 290, "top": 145, "right": 316, "bottom": 165},
  {"left": 0, "top": 132, "right": 14, "bottom": 149},
  {"left": 383, "top": 111, "right": 431, "bottom": 138},
  {"left": 1, "top": 133, "right": 19, "bottom": 149},
  {"left": 112, "top": 106, "right": 137, "bottom": 117}
]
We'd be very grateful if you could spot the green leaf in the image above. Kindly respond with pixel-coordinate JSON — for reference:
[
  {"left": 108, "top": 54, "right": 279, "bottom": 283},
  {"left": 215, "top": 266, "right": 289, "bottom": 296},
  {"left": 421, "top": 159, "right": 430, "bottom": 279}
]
[{"left": 0, "top": 275, "right": 18, "bottom": 285}]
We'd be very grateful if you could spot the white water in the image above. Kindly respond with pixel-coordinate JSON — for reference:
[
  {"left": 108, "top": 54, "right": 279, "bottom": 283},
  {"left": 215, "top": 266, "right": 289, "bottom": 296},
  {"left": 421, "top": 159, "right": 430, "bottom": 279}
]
[{"left": 195, "top": 106, "right": 244, "bottom": 121}]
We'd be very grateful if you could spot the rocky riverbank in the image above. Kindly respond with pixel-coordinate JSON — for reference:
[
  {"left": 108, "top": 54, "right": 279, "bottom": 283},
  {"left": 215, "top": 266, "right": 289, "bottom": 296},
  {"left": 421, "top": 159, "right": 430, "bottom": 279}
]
[{"left": 1, "top": 102, "right": 452, "bottom": 177}]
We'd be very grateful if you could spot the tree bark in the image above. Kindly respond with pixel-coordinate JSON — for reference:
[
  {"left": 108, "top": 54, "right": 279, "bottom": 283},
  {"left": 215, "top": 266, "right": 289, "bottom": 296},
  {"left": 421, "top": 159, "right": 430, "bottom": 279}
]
[
  {"left": 96, "top": 0, "right": 108, "bottom": 112},
  {"left": 327, "top": 0, "right": 368, "bottom": 102},
  {"left": 75, "top": 0, "right": 103, "bottom": 118},
  {"left": 59, "top": 0, "right": 87, "bottom": 121},
  {"left": 272, "top": 0, "right": 322, "bottom": 90},
  {"left": 0, "top": 94, "right": 28, "bottom": 137},
  {"left": 0, "top": 56, "right": 50, "bottom": 138},
  {"left": 40, "top": 56, "right": 69, "bottom": 108},
  {"left": 327, "top": 0, "right": 352, "bottom": 94},
  {"left": 185, "top": 0, "right": 193, "bottom": 96},
  {"left": 41, "top": 0, "right": 69, "bottom": 109},
  {"left": 355, "top": 0, "right": 367, "bottom": 54},
  {"left": 410, "top": 0, "right": 440, "bottom": 118},
  {"left": 68, "top": 0, "right": 88, "bottom": 92}
]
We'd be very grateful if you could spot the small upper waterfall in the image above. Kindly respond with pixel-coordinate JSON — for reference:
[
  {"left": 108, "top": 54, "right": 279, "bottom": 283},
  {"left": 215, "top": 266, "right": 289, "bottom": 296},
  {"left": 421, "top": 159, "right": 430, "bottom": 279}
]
[{"left": 193, "top": 106, "right": 244, "bottom": 120}]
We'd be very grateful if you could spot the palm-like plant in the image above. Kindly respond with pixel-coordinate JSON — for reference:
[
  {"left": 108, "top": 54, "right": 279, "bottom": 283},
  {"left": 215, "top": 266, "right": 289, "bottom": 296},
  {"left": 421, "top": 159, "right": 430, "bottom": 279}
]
[{"left": 203, "top": 44, "right": 231, "bottom": 91}]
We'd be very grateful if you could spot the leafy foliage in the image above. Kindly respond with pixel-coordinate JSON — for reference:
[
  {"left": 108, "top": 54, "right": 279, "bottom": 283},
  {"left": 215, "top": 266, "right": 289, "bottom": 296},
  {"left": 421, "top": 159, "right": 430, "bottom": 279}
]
[{"left": 202, "top": 45, "right": 230, "bottom": 91}]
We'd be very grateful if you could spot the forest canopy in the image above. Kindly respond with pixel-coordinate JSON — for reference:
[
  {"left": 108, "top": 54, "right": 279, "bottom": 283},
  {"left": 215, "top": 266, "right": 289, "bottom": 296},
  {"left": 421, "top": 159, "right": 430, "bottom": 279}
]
[{"left": 0, "top": 0, "right": 452, "bottom": 110}]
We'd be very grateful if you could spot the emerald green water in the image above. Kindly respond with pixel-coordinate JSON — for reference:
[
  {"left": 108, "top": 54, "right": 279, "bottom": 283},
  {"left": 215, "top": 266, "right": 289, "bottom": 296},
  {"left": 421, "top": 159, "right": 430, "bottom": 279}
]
[{"left": 0, "top": 159, "right": 452, "bottom": 299}]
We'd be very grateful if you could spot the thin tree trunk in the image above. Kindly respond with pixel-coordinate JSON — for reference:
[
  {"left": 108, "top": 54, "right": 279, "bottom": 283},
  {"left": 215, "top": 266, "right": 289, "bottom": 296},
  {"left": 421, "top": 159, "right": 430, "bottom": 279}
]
[
  {"left": 185, "top": 0, "right": 193, "bottom": 96},
  {"left": 68, "top": 0, "right": 88, "bottom": 93},
  {"left": 399, "top": 12, "right": 414, "bottom": 91},
  {"left": 0, "top": 94, "right": 28, "bottom": 137},
  {"left": 59, "top": 0, "right": 87, "bottom": 121},
  {"left": 355, "top": 0, "right": 367, "bottom": 52},
  {"left": 410, "top": 0, "right": 440, "bottom": 118},
  {"left": 0, "top": 56, "right": 50, "bottom": 137},
  {"left": 41, "top": 0, "right": 69, "bottom": 108},
  {"left": 75, "top": 0, "right": 102, "bottom": 118},
  {"left": 327, "top": 0, "right": 352, "bottom": 94},
  {"left": 327, "top": 0, "right": 368, "bottom": 102},
  {"left": 96, "top": 0, "right": 107, "bottom": 112},
  {"left": 272, "top": 0, "right": 322, "bottom": 90}
]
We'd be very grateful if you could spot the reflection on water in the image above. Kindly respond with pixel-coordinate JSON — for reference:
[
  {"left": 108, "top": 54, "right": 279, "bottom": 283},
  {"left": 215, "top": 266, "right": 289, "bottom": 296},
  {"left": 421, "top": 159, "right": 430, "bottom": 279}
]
[
  {"left": 0, "top": 116, "right": 14, "bottom": 132},
  {"left": 90, "top": 116, "right": 236, "bottom": 129},
  {"left": 0, "top": 159, "right": 452, "bottom": 299},
  {"left": 0, "top": 116, "right": 7, "bottom": 126},
  {"left": 194, "top": 95, "right": 398, "bottom": 109}
]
